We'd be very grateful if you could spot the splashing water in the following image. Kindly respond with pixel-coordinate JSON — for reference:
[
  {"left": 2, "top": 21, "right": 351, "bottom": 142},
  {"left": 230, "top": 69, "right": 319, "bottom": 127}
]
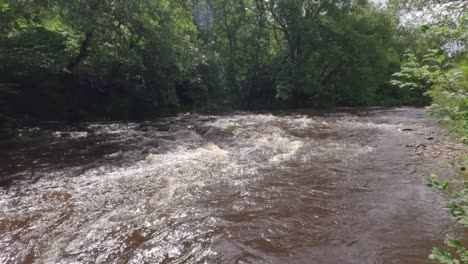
[{"left": 0, "top": 108, "right": 459, "bottom": 263}]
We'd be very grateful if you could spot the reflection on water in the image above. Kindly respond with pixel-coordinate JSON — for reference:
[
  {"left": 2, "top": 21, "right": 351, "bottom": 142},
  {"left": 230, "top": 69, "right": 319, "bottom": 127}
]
[{"left": 0, "top": 108, "right": 459, "bottom": 263}]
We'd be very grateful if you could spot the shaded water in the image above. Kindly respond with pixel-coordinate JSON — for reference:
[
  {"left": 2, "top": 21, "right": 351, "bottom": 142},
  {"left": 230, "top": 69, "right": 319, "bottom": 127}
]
[{"left": 0, "top": 108, "right": 460, "bottom": 263}]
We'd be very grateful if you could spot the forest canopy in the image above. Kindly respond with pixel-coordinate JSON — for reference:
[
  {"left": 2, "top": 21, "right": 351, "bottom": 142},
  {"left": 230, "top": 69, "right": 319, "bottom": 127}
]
[{"left": 0, "top": 0, "right": 466, "bottom": 123}]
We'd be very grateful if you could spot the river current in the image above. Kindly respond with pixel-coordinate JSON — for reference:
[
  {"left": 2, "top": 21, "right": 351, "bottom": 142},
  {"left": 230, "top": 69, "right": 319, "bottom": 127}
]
[{"left": 0, "top": 108, "right": 462, "bottom": 263}]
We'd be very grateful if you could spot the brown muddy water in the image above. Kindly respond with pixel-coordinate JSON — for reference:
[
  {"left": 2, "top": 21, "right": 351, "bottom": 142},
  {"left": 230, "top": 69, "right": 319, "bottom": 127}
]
[{"left": 0, "top": 108, "right": 463, "bottom": 263}]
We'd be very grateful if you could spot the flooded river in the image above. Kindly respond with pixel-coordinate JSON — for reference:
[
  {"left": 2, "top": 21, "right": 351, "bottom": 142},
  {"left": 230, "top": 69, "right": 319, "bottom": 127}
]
[{"left": 0, "top": 108, "right": 463, "bottom": 263}]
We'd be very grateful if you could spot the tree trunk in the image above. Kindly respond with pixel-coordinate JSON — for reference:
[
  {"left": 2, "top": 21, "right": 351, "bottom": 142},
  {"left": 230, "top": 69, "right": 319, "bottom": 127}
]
[{"left": 67, "top": 31, "right": 93, "bottom": 73}]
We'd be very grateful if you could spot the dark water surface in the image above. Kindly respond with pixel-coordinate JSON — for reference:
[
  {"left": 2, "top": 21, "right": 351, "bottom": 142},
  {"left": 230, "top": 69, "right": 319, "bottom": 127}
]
[{"left": 0, "top": 108, "right": 460, "bottom": 263}]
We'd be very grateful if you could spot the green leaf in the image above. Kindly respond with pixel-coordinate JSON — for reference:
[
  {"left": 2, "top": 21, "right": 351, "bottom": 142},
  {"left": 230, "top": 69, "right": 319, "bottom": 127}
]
[
  {"left": 438, "top": 55, "right": 446, "bottom": 63},
  {"left": 446, "top": 239, "right": 462, "bottom": 249},
  {"left": 419, "top": 24, "right": 431, "bottom": 32},
  {"left": 429, "top": 246, "right": 461, "bottom": 264},
  {"left": 459, "top": 216, "right": 468, "bottom": 227},
  {"left": 423, "top": 177, "right": 434, "bottom": 187},
  {"left": 429, "top": 49, "right": 440, "bottom": 56}
]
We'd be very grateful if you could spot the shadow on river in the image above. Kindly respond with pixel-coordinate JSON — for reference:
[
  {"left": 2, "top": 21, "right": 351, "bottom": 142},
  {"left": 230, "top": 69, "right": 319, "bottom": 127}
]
[{"left": 0, "top": 107, "right": 465, "bottom": 263}]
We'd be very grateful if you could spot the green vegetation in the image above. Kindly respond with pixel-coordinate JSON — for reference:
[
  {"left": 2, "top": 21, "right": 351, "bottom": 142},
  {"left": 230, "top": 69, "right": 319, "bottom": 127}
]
[
  {"left": 389, "top": 0, "right": 467, "bottom": 263},
  {"left": 0, "top": 0, "right": 467, "bottom": 262},
  {"left": 390, "top": 0, "right": 467, "bottom": 138},
  {"left": 0, "top": 0, "right": 438, "bottom": 124},
  {"left": 424, "top": 164, "right": 468, "bottom": 264}
]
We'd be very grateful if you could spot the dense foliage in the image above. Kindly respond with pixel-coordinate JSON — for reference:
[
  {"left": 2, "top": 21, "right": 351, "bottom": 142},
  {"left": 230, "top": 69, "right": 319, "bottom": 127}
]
[
  {"left": 390, "top": 0, "right": 467, "bottom": 137},
  {"left": 0, "top": 0, "right": 423, "bottom": 124}
]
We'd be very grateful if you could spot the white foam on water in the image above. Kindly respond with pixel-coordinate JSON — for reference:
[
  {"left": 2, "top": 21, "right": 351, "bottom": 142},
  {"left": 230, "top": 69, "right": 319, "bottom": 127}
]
[
  {"left": 338, "top": 119, "right": 403, "bottom": 131},
  {"left": 88, "top": 123, "right": 139, "bottom": 135},
  {"left": 53, "top": 131, "right": 89, "bottom": 139},
  {"left": 0, "top": 113, "right": 377, "bottom": 263}
]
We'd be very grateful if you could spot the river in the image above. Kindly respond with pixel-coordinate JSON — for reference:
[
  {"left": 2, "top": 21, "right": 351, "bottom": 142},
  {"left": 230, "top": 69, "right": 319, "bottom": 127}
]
[{"left": 0, "top": 108, "right": 464, "bottom": 263}]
